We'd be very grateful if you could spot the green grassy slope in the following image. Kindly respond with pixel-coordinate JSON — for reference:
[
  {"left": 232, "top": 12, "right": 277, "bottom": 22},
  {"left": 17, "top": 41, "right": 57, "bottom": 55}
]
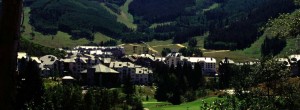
[
  {"left": 278, "top": 38, "right": 298, "bottom": 57},
  {"left": 143, "top": 97, "right": 221, "bottom": 110},
  {"left": 102, "top": 0, "right": 137, "bottom": 29}
]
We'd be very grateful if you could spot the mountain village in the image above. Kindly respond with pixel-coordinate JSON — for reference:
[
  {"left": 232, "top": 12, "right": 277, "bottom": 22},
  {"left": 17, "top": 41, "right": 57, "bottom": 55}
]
[{"left": 17, "top": 45, "right": 300, "bottom": 87}]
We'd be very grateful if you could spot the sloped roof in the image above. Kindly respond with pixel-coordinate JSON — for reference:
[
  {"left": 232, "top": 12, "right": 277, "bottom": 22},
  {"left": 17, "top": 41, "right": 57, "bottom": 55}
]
[
  {"left": 31, "top": 57, "right": 41, "bottom": 64},
  {"left": 40, "top": 55, "right": 58, "bottom": 65},
  {"left": 18, "top": 52, "right": 27, "bottom": 59},
  {"left": 109, "top": 61, "right": 141, "bottom": 68},
  {"left": 81, "top": 64, "right": 119, "bottom": 74}
]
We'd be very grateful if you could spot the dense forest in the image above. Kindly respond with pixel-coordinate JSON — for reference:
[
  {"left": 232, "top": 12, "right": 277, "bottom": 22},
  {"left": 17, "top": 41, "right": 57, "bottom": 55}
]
[
  {"left": 30, "top": 0, "right": 128, "bottom": 40},
  {"left": 205, "top": 0, "right": 296, "bottom": 50},
  {"left": 127, "top": 0, "right": 297, "bottom": 50},
  {"left": 28, "top": 0, "right": 298, "bottom": 51},
  {"left": 128, "top": 0, "right": 195, "bottom": 23}
]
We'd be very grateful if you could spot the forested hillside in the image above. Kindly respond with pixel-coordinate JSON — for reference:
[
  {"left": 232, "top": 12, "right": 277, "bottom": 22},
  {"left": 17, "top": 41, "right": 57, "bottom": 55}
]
[
  {"left": 204, "top": 0, "right": 296, "bottom": 50},
  {"left": 30, "top": 0, "right": 128, "bottom": 40},
  {"left": 129, "top": 0, "right": 195, "bottom": 23},
  {"left": 27, "top": 0, "right": 299, "bottom": 52},
  {"left": 127, "top": 0, "right": 297, "bottom": 50}
]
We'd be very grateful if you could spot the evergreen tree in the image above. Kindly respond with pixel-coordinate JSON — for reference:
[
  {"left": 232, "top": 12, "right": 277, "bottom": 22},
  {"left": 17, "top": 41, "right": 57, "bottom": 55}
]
[
  {"left": 161, "top": 48, "right": 171, "bottom": 57},
  {"left": 191, "top": 62, "right": 204, "bottom": 90},
  {"left": 188, "top": 38, "right": 197, "bottom": 47},
  {"left": 16, "top": 58, "right": 44, "bottom": 109}
]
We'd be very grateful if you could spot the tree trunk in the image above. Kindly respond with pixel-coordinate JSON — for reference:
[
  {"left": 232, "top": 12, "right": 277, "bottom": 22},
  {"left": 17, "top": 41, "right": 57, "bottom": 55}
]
[{"left": 0, "top": 0, "right": 23, "bottom": 109}]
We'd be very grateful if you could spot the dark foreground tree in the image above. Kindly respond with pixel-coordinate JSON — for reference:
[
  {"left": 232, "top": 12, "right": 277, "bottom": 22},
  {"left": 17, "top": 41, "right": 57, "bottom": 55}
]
[
  {"left": 0, "top": 0, "right": 23, "bottom": 109},
  {"left": 203, "top": 58, "right": 300, "bottom": 109},
  {"left": 16, "top": 59, "right": 44, "bottom": 109}
]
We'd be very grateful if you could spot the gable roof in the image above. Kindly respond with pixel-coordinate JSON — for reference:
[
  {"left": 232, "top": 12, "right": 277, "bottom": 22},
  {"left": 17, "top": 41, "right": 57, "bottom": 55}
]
[
  {"left": 40, "top": 55, "right": 58, "bottom": 65},
  {"left": 81, "top": 64, "right": 119, "bottom": 74}
]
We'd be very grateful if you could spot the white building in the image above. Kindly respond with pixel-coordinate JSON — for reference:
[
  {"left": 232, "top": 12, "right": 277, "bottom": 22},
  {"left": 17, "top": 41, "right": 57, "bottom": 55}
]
[
  {"left": 109, "top": 61, "right": 152, "bottom": 85},
  {"left": 134, "top": 67, "right": 153, "bottom": 85},
  {"left": 182, "top": 57, "right": 217, "bottom": 75},
  {"left": 62, "top": 55, "right": 102, "bottom": 78},
  {"left": 72, "top": 46, "right": 125, "bottom": 57},
  {"left": 288, "top": 55, "right": 300, "bottom": 75},
  {"left": 39, "top": 55, "right": 64, "bottom": 77},
  {"left": 165, "top": 52, "right": 184, "bottom": 67},
  {"left": 165, "top": 52, "right": 217, "bottom": 75}
]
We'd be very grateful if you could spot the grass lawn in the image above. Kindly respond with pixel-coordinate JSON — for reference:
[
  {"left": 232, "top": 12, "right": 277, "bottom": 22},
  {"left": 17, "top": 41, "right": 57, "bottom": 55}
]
[
  {"left": 204, "top": 51, "right": 258, "bottom": 63},
  {"left": 242, "top": 35, "right": 265, "bottom": 58},
  {"left": 22, "top": 7, "right": 114, "bottom": 48},
  {"left": 119, "top": 0, "right": 137, "bottom": 29},
  {"left": 181, "top": 35, "right": 207, "bottom": 49},
  {"left": 143, "top": 97, "right": 221, "bottom": 110}
]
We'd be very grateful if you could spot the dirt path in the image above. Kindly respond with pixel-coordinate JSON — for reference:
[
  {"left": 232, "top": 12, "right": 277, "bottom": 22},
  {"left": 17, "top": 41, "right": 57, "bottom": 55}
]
[
  {"left": 176, "top": 44, "right": 185, "bottom": 48},
  {"left": 151, "top": 44, "right": 174, "bottom": 47},
  {"left": 203, "top": 50, "right": 230, "bottom": 54}
]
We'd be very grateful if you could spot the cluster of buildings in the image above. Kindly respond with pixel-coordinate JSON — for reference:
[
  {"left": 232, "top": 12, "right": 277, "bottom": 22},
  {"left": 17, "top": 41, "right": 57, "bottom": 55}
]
[
  {"left": 18, "top": 45, "right": 300, "bottom": 87},
  {"left": 17, "top": 45, "right": 219, "bottom": 87}
]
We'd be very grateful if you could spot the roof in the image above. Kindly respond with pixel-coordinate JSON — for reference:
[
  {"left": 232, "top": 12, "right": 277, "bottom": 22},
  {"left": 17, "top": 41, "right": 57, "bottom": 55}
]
[
  {"left": 90, "top": 50, "right": 103, "bottom": 55},
  {"left": 183, "top": 57, "right": 216, "bottom": 63},
  {"left": 31, "top": 57, "right": 41, "bottom": 64},
  {"left": 135, "top": 67, "right": 153, "bottom": 74},
  {"left": 81, "top": 64, "right": 119, "bottom": 74},
  {"left": 74, "top": 46, "right": 124, "bottom": 50},
  {"left": 166, "top": 52, "right": 182, "bottom": 57},
  {"left": 221, "top": 59, "right": 235, "bottom": 64},
  {"left": 40, "top": 55, "right": 58, "bottom": 65},
  {"left": 139, "top": 54, "right": 155, "bottom": 61},
  {"left": 276, "top": 58, "right": 290, "bottom": 66},
  {"left": 62, "top": 76, "right": 75, "bottom": 80},
  {"left": 103, "top": 58, "right": 111, "bottom": 64},
  {"left": 109, "top": 61, "right": 141, "bottom": 68},
  {"left": 63, "top": 58, "right": 76, "bottom": 63},
  {"left": 155, "top": 57, "right": 165, "bottom": 61},
  {"left": 289, "top": 54, "right": 300, "bottom": 63},
  {"left": 74, "top": 57, "right": 87, "bottom": 63},
  {"left": 18, "top": 52, "right": 27, "bottom": 59}
]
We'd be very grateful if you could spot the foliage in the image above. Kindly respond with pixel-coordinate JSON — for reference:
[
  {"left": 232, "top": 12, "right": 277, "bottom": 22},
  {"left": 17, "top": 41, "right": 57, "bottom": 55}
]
[
  {"left": 105, "top": 0, "right": 127, "bottom": 6},
  {"left": 19, "top": 38, "right": 66, "bottom": 58},
  {"left": 218, "top": 58, "right": 240, "bottom": 89},
  {"left": 204, "top": 0, "right": 296, "bottom": 50},
  {"left": 127, "top": 0, "right": 296, "bottom": 49},
  {"left": 188, "top": 38, "right": 197, "bottom": 47},
  {"left": 86, "top": 39, "right": 118, "bottom": 46},
  {"left": 16, "top": 58, "right": 44, "bottom": 109},
  {"left": 153, "top": 61, "right": 205, "bottom": 105},
  {"left": 178, "top": 47, "right": 203, "bottom": 57},
  {"left": 161, "top": 48, "right": 172, "bottom": 57},
  {"left": 27, "top": 85, "right": 144, "bottom": 110},
  {"left": 129, "top": 0, "right": 195, "bottom": 23},
  {"left": 204, "top": 58, "right": 300, "bottom": 109},
  {"left": 264, "top": 9, "right": 300, "bottom": 39},
  {"left": 30, "top": 0, "right": 128, "bottom": 40},
  {"left": 261, "top": 37, "right": 286, "bottom": 56}
]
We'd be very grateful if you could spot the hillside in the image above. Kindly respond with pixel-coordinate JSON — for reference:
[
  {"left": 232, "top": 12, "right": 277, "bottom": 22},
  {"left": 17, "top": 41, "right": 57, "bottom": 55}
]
[
  {"left": 23, "top": 0, "right": 300, "bottom": 60},
  {"left": 30, "top": 0, "right": 128, "bottom": 40},
  {"left": 127, "top": 0, "right": 296, "bottom": 48}
]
